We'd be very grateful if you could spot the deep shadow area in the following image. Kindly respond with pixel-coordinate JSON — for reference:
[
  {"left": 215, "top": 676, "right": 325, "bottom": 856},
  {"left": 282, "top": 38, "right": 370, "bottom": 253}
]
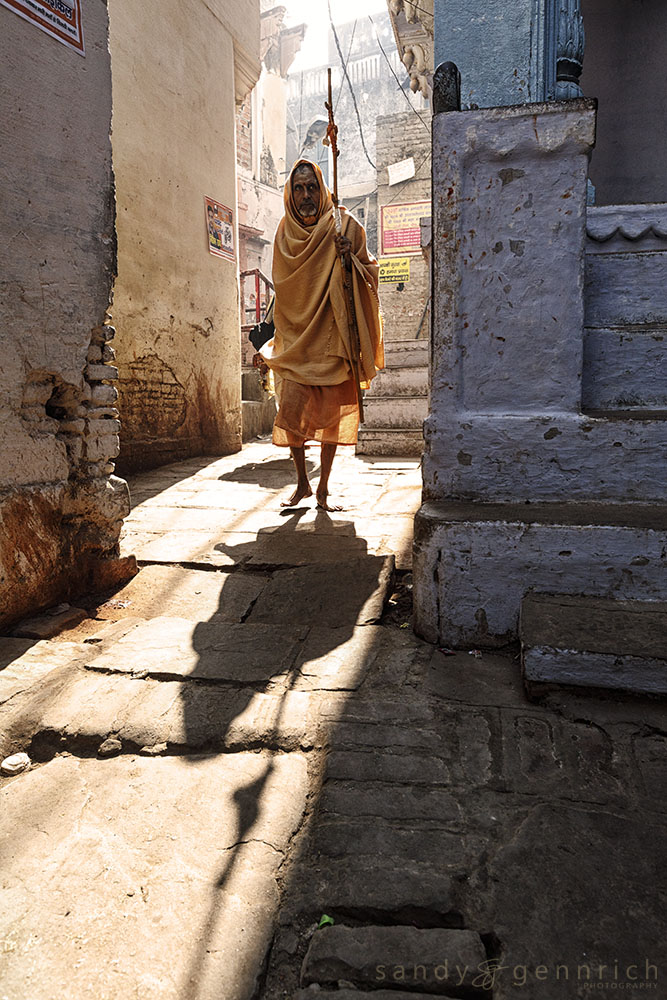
[
  {"left": 258, "top": 611, "right": 667, "bottom": 1000},
  {"left": 218, "top": 456, "right": 319, "bottom": 487},
  {"left": 180, "top": 505, "right": 390, "bottom": 998}
]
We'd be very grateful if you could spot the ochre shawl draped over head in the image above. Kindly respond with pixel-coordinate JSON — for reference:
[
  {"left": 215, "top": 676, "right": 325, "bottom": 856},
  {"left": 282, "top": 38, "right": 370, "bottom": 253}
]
[{"left": 261, "top": 158, "right": 384, "bottom": 388}]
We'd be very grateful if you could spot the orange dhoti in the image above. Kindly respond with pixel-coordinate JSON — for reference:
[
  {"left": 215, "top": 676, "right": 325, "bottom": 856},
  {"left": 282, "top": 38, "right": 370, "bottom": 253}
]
[{"left": 272, "top": 377, "right": 359, "bottom": 447}]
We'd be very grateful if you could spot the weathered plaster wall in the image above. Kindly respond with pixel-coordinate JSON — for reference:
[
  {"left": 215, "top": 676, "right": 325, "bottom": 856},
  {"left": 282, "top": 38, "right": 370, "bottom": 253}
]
[
  {"left": 433, "top": 0, "right": 554, "bottom": 108},
  {"left": 108, "top": 0, "right": 259, "bottom": 473},
  {"left": 415, "top": 99, "right": 667, "bottom": 648},
  {"left": 0, "top": 0, "right": 133, "bottom": 629},
  {"left": 414, "top": 503, "right": 665, "bottom": 646},
  {"left": 580, "top": 0, "right": 667, "bottom": 205},
  {"left": 376, "top": 111, "right": 431, "bottom": 342},
  {"left": 424, "top": 100, "right": 666, "bottom": 505}
]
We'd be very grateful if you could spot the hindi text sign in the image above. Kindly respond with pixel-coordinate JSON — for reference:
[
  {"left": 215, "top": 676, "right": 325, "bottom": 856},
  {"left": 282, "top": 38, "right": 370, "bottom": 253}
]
[
  {"left": 379, "top": 257, "right": 410, "bottom": 284},
  {"left": 380, "top": 200, "right": 431, "bottom": 257},
  {"left": 0, "top": 0, "right": 84, "bottom": 54}
]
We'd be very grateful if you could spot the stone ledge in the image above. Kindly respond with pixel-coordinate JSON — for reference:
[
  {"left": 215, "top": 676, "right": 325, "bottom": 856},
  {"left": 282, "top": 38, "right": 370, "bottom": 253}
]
[
  {"left": 521, "top": 592, "right": 667, "bottom": 658},
  {"left": 521, "top": 592, "right": 667, "bottom": 696},
  {"left": 417, "top": 500, "right": 667, "bottom": 530}
]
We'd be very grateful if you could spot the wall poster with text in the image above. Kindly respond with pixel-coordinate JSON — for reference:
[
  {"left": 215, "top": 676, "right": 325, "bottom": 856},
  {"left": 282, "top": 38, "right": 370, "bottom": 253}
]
[
  {"left": 380, "top": 200, "right": 431, "bottom": 257},
  {"left": 205, "top": 197, "right": 235, "bottom": 261},
  {"left": 0, "top": 0, "right": 84, "bottom": 55}
]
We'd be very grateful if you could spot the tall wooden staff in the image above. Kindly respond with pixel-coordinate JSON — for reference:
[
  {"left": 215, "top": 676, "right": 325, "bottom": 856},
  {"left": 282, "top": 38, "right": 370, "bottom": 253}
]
[{"left": 324, "top": 68, "right": 365, "bottom": 422}]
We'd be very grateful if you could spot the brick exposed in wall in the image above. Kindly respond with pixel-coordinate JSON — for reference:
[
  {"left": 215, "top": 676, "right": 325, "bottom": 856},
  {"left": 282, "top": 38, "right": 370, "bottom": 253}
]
[{"left": 376, "top": 110, "right": 432, "bottom": 343}]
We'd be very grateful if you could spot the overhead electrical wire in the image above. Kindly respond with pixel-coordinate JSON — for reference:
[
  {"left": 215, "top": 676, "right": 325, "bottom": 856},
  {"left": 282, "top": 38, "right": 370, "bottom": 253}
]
[
  {"left": 335, "top": 18, "right": 357, "bottom": 115},
  {"left": 324, "top": 2, "right": 433, "bottom": 220},
  {"left": 345, "top": 146, "right": 431, "bottom": 216},
  {"left": 368, "top": 14, "right": 431, "bottom": 134},
  {"left": 328, "top": 0, "right": 377, "bottom": 170}
]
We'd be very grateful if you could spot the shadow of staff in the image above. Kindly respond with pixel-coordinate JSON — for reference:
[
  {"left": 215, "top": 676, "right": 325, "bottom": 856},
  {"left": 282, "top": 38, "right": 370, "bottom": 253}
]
[
  {"left": 218, "top": 456, "right": 320, "bottom": 487},
  {"left": 180, "top": 506, "right": 391, "bottom": 999}
]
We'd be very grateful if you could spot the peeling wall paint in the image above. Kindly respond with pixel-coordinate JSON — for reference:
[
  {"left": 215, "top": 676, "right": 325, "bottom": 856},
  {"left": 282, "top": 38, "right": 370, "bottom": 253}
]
[{"left": 0, "top": 0, "right": 134, "bottom": 628}]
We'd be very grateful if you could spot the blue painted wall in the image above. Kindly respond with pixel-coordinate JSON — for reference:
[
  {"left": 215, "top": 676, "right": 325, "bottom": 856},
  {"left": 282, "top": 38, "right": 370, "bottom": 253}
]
[{"left": 434, "top": 0, "right": 555, "bottom": 108}]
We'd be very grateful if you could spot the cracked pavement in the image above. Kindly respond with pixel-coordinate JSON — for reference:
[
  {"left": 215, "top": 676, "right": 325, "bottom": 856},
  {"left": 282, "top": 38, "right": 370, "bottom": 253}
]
[{"left": 0, "top": 441, "right": 665, "bottom": 1000}]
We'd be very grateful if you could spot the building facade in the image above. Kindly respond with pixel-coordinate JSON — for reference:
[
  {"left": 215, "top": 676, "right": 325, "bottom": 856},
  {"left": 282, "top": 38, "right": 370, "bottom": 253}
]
[{"left": 109, "top": 0, "right": 261, "bottom": 474}]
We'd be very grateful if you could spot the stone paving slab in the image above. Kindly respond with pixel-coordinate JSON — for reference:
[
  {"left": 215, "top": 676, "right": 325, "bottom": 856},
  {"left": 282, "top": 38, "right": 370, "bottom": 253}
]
[
  {"left": 44, "top": 678, "right": 320, "bottom": 753},
  {"left": 131, "top": 480, "right": 287, "bottom": 508},
  {"left": 10, "top": 604, "right": 88, "bottom": 639},
  {"left": 120, "top": 529, "right": 254, "bottom": 566},
  {"left": 124, "top": 529, "right": 389, "bottom": 568},
  {"left": 281, "top": 859, "right": 455, "bottom": 923},
  {"left": 371, "top": 483, "right": 423, "bottom": 515},
  {"left": 301, "top": 925, "right": 487, "bottom": 995},
  {"left": 125, "top": 505, "right": 313, "bottom": 533},
  {"left": 318, "top": 781, "right": 462, "bottom": 825},
  {"left": 311, "top": 818, "right": 465, "bottom": 866},
  {"left": 416, "top": 648, "right": 528, "bottom": 708},
  {"left": 93, "top": 564, "right": 270, "bottom": 624},
  {"left": 291, "top": 626, "right": 386, "bottom": 692},
  {"left": 325, "top": 749, "right": 452, "bottom": 785},
  {"left": 0, "top": 638, "right": 88, "bottom": 706},
  {"left": 522, "top": 592, "right": 667, "bottom": 658},
  {"left": 486, "top": 804, "right": 666, "bottom": 1000},
  {"left": 0, "top": 751, "right": 308, "bottom": 1000},
  {"left": 247, "top": 557, "right": 394, "bottom": 628},
  {"left": 85, "top": 618, "right": 306, "bottom": 683}
]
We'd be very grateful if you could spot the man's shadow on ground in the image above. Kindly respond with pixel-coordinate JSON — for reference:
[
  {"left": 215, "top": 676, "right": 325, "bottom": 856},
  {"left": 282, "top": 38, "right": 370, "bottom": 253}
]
[{"left": 180, "top": 504, "right": 389, "bottom": 999}]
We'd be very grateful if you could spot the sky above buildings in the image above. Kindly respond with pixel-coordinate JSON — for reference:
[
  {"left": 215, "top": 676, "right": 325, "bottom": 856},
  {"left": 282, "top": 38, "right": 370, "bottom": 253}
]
[{"left": 284, "top": 0, "right": 389, "bottom": 71}]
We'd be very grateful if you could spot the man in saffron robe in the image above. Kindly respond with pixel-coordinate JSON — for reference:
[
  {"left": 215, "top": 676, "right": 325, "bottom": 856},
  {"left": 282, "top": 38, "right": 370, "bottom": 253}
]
[{"left": 259, "top": 159, "right": 383, "bottom": 511}]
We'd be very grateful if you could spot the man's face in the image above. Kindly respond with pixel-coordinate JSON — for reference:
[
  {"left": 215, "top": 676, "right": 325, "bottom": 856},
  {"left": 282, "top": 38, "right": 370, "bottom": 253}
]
[{"left": 292, "top": 165, "right": 319, "bottom": 220}]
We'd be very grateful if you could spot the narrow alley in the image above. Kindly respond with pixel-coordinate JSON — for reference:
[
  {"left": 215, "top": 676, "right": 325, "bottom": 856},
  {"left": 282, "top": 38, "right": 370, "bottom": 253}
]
[
  {"left": 2, "top": 0, "right": 666, "bottom": 996},
  {"left": 1, "top": 441, "right": 664, "bottom": 999}
]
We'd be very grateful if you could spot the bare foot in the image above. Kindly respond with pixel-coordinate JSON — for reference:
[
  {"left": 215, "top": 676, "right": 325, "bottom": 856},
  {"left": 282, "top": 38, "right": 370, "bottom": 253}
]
[
  {"left": 281, "top": 484, "right": 313, "bottom": 507},
  {"left": 316, "top": 490, "right": 343, "bottom": 512}
]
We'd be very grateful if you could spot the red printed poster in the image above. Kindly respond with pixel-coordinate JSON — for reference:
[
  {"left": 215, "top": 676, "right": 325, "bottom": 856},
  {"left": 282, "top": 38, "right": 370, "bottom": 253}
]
[
  {"left": 0, "top": 0, "right": 84, "bottom": 55},
  {"left": 380, "top": 200, "right": 431, "bottom": 257},
  {"left": 205, "top": 197, "right": 235, "bottom": 262}
]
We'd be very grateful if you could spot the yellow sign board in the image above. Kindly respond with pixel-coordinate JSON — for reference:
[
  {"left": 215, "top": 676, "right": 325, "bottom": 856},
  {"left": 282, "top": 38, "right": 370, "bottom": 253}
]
[{"left": 379, "top": 257, "right": 411, "bottom": 284}]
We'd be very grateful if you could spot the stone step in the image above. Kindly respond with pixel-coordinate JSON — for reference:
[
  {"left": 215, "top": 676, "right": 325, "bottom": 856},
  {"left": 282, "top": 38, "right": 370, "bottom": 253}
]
[
  {"left": 521, "top": 592, "right": 667, "bottom": 696},
  {"left": 362, "top": 394, "right": 428, "bottom": 429},
  {"left": 357, "top": 428, "right": 424, "bottom": 456},
  {"left": 372, "top": 365, "right": 428, "bottom": 396},
  {"left": 383, "top": 339, "right": 429, "bottom": 367},
  {"left": 301, "top": 925, "right": 486, "bottom": 996},
  {"left": 414, "top": 500, "right": 667, "bottom": 648}
]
